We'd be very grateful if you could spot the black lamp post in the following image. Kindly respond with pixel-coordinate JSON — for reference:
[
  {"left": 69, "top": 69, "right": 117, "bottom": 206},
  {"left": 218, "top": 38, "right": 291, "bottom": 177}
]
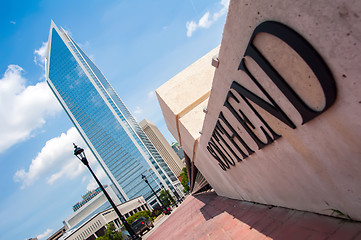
[
  {"left": 141, "top": 174, "right": 169, "bottom": 213},
  {"left": 172, "top": 188, "right": 182, "bottom": 203},
  {"left": 73, "top": 144, "right": 141, "bottom": 240}
]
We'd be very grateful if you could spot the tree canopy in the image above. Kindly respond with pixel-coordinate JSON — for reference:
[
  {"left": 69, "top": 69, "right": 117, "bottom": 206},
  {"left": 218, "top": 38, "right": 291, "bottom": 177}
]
[
  {"left": 126, "top": 210, "right": 152, "bottom": 224},
  {"left": 159, "top": 189, "right": 174, "bottom": 207},
  {"left": 96, "top": 222, "right": 123, "bottom": 240},
  {"left": 180, "top": 167, "right": 190, "bottom": 192}
]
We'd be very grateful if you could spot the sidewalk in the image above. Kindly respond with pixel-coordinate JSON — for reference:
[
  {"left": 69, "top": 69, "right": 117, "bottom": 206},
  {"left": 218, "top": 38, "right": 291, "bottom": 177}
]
[{"left": 146, "top": 191, "right": 361, "bottom": 240}]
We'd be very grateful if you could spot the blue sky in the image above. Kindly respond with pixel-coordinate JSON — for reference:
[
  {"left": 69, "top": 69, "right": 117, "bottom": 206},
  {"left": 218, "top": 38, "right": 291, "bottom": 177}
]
[{"left": 0, "top": 0, "right": 228, "bottom": 239}]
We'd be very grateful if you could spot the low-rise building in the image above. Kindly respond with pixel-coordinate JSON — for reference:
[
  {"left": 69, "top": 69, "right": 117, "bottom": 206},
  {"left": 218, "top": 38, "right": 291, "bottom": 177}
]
[
  {"left": 47, "top": 226, "right": 66, "bottom": 240},
  {"left": 72, "top": 186, "right": 104, "bottom": 212},
  {"left": 61, "top": 194, "right": 150, "bottom": 240}
]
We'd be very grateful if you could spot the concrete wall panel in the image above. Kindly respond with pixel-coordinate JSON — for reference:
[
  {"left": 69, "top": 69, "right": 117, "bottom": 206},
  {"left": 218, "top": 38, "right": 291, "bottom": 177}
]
[{"left": 198, "top": 0, "right": 361, "bottom": 220}]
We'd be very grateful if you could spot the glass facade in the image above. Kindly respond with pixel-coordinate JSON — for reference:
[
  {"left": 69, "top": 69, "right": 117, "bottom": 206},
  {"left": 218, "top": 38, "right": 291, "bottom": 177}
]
[{"left": 46, "top": 23, "right": 180, "bottom": 204}]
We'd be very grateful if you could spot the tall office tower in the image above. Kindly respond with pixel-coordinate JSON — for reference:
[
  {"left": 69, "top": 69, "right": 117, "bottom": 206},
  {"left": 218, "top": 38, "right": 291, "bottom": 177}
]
[
  {"left": 140, "top": 119, "right": 185, "bottom": 177},
  {"left": 45, "top": 21, "right": 182, "bottom": 206}
]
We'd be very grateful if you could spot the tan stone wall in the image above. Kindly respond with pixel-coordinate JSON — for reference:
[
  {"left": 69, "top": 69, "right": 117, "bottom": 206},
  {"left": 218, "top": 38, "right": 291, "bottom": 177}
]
[
  {"left": 198, "top": 0, "right": 361, "bottom": 220},
  {"left": 156, "top": 47, "right": 219, "bottom": 160}
]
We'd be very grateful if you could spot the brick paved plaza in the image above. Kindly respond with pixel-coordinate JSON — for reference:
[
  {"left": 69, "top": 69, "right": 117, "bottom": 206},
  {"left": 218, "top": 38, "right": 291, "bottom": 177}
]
[{"left": 146, "top": 191, "right": 361, "bottom": 240}]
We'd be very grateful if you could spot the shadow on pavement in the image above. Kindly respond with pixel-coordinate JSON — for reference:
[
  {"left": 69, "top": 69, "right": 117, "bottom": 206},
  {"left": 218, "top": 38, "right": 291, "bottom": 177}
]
[
  {"left": 146, "top": 191, "right": 361, "bottom": 239},
  {"left": 194, "top": 191, "right": 361, "bottom": 239}
]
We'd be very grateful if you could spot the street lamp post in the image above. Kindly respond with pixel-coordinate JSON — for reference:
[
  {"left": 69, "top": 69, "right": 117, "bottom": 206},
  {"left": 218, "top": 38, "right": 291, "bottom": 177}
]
[
  {"left": 147, "top": 168, "right": 161, "bottom": 189},
  {"left": 172, "top": 189, "right": 182, "bottom": 203},
  {"left": 73, "top": 144, "right": 141, "bottom": 240},
  {"left": 141, "top": 174, "right": 169, "bottom": 214}
]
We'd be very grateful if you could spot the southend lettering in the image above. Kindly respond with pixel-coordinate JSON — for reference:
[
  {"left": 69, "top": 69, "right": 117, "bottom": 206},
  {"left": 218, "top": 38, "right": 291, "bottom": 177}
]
[{"left": 207, "top": 21, "right": 337, "bottom": 171}]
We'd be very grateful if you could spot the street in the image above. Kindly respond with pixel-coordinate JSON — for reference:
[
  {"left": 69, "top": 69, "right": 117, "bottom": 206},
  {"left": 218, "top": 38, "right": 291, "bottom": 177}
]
[{"left": 142, "top": 203, "right": 183, "bottom": 239}]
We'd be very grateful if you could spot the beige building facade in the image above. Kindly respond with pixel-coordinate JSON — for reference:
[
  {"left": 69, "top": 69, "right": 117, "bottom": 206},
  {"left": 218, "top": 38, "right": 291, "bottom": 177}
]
[
  {"left": 156, "top": 47, "right": 218, "bottom": 193},
  {"left": 139, "top": 119, "right": 184, "bottom": 177},
  {"left": 47, "top": 226, "right": 66, "bottom": 240},
  {"left": 157, "top": 0, "right": 361, "bottom": 221},
  {"left": 61, "top": 195, "right": 150, "bottom": 240},
  {"left": 64, "top": 186, "right": 122, "bottom": 230}
]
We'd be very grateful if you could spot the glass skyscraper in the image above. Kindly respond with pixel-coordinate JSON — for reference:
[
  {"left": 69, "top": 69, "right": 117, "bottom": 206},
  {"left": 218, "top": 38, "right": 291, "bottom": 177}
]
[{"left": 45, "top": 21, "right": 182, "bottom": 206}]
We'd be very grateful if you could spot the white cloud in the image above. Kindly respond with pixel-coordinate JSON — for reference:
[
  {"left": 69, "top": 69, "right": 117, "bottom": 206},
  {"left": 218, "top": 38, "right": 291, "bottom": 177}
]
[
  {"left": 47, "top": 171, "right": 64, "bottom": 185},
  {"left": 37, "top": 228, "right": 53, "bottom": 240},
  {"left": 14, "top": 128, "right": 88, "bottom": 188},
  {"left": 213, "top": 0, "right": 229, "bottom": 21},
  {"left": 86, "top": 178, "right": 98, "bottom": 191},
  {"left": 89, "top": 54, "right": 96, "bottom": 62},
  {"left": 132, "top": 106, "right": 144, "bottom": 122},
  {"left": 186, "top": 21, "right": 197, "bottom": 37},
  {"left": 0, "top": 65, "right": 61, "bottom": 153},
  {"left": 147, "top": 91, "right": 155, "bottom": 100},
  {"left": 78, "top": 41, "right": 90, "bottom": 49},
  {"left": 14, "top": 127, "right": 108, "bottom": 189},
  {"left": 82, "top": 176, "right": 87, "bottom": 183},
  {"left": 86, "top": 167, "right": 108, "bottom": 191},
  {"left": 34, "top": 42, "right": 48, "bottom": 67},
  {"left": 10, "top": 21, "right": 16, "bottom": 25},
  {"left": 198, "top": 12, "right": 212, "bottom": 28},
  {"left": 186, "top": 0, "right": 230, "bottom": 37},
  {"left": 133, "top": 106, "right": 143, "bottom": 115}
]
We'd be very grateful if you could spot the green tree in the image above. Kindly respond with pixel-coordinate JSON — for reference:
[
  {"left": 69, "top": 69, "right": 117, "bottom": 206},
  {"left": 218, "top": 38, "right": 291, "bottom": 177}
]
[
  {"left": 96, "top": 222, "right": 123, "bottom": 240},
  {"left": 126, "top": 210, "right": 152, "bottom": 224},
  {"left": 180, "top": 167, "right": 190, "bottom": 192},
  {"left": 150, "top": 207, "right": 163, "bottom": 220},
  {"left": 159, "top": 189, "right": 174, "bottom": 207}
]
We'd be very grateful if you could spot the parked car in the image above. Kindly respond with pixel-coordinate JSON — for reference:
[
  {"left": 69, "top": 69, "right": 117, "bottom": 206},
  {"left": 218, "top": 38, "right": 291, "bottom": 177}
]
[
  {"left": 131, "top": 217, "right": 154, "bottom": 236},
  {"left": 164, "top": 207, "right": 172, "bottom": 215}
]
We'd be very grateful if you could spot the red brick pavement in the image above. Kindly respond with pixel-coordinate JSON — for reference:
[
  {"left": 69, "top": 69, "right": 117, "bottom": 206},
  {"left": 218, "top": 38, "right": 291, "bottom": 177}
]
[{"left": 146, "top": 191, "right": 361, "bottom": 240}]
